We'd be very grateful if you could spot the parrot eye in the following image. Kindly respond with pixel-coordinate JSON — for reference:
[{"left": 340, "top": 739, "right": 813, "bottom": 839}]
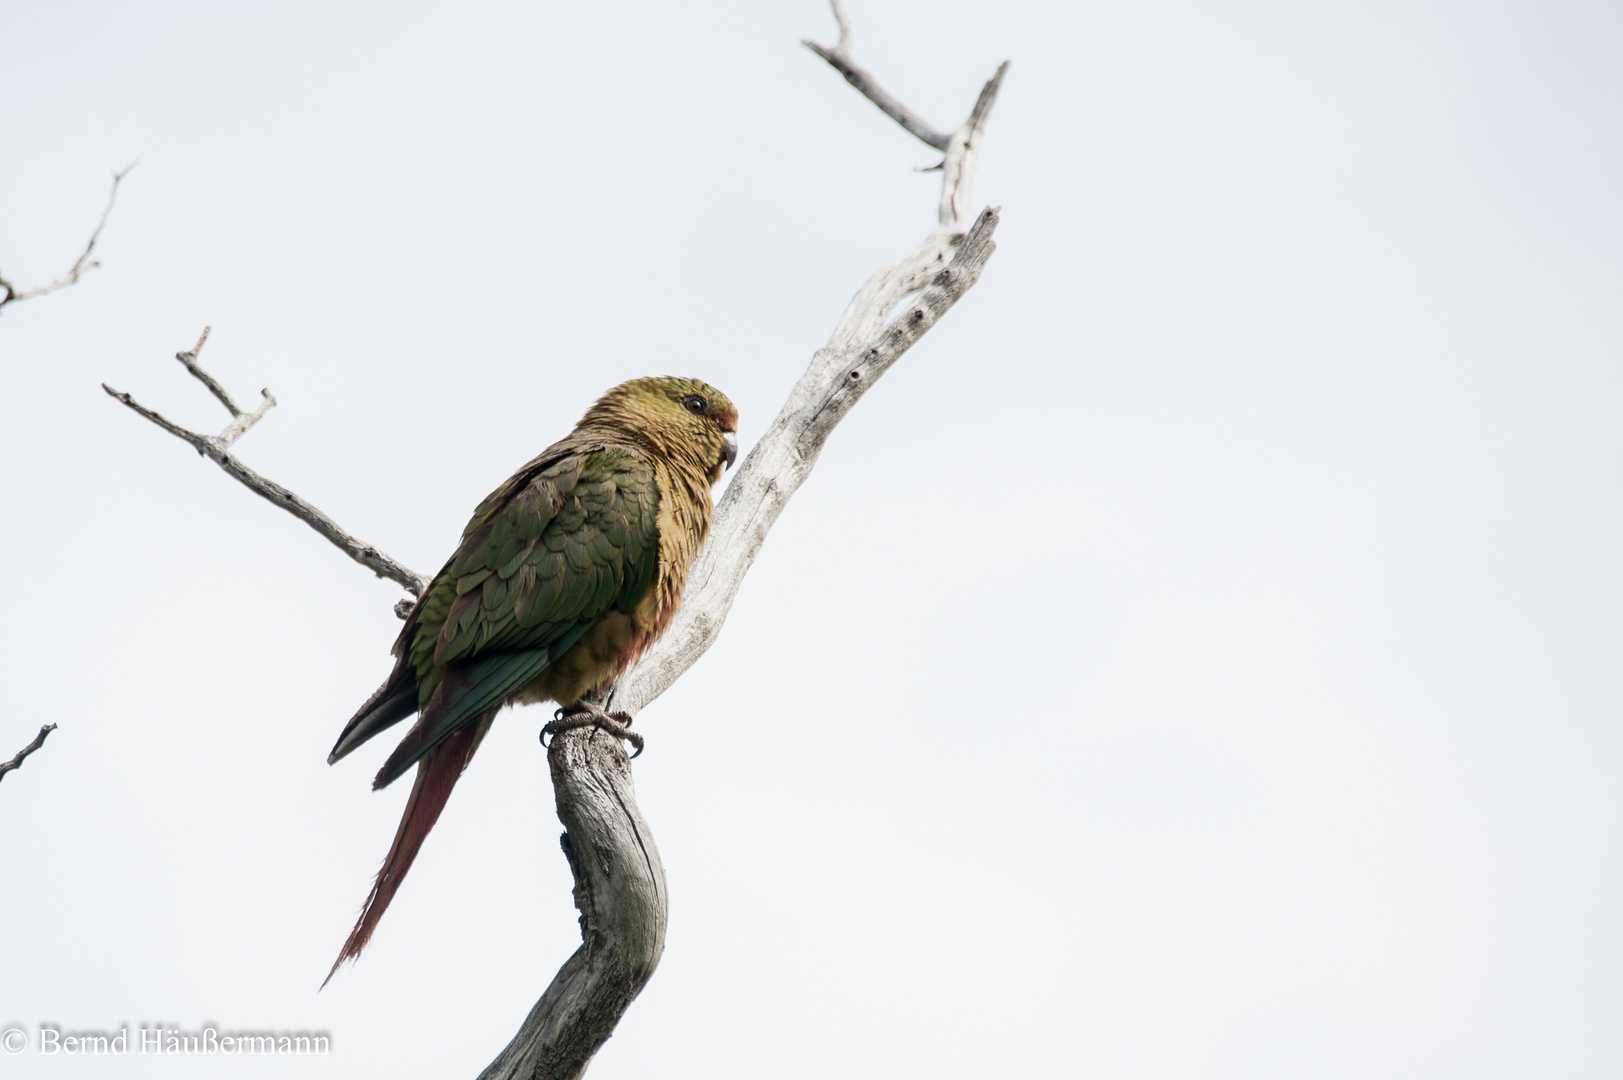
[{"left": 681, "top": 395, "right": 708, "bottom": 416}]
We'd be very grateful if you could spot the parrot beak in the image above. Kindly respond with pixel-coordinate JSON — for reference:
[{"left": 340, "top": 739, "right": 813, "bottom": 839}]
[{"left": 719, "top": 431, "right": 738, "bottom": 471}]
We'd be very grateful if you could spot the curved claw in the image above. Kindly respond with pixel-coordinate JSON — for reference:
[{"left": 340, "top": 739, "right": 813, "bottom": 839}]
[{"left": 541, "top": 702, "right": 645, "bottom": 758}]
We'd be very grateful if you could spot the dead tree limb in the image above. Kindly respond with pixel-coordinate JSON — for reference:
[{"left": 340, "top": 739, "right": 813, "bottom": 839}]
[
  {"left": 0, "top": 724, "right": 58, "bottom": 786},
  {"left": 604, "top": 24, "right": 1005, "bottom": 724},
  {"left": 0, "top": 164, "right": 135, "bottom": 313},
  {"left": 101, "top": 2, "right": 1003, "bottom": 1075},
  {"left": 801, "top": 0, "right": 955, "bottom": 151},
  {"left": 102, "top": 327, "right": 428, "bottom": 597},
  {"left": 477, "top": 726, "right": 666, "bottom": 1080},
  {"left": 487, "top": 7, "right": 1005, "bottom": 1078}
]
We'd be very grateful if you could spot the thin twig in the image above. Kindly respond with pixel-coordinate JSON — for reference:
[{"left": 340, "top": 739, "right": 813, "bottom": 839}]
[
  {"left": 0, "top": 724, "right": 58, "bottom": 785},
  {"left": 173, "top": 327, "right": 239, "bottom": 415},
  {"left": 0, "top": 163, "right": 136, "bottom": 312},
  {"left": 103, "top": 332, "right": 428, "bottom": 596},
  {"left": 802, "top": 0, "right": 967, "bottom": 152},
  {"left": 830, "top": 0, "right": 853, "bottom": 54},
  {"left": 802, "top": 40, "right": 953, "bottom": 151}
]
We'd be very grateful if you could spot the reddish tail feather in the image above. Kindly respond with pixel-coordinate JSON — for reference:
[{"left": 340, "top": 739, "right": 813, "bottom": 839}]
[{"left": 323, "top": 720, "right": 483, "bottom": 987}]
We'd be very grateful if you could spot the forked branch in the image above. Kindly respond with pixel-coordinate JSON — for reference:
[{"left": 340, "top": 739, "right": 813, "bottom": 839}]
[
  {"left": 102, "top": 328, "right": 427, "bottom": 596},
  {"left": 802, "top": 0, "right": 954, "bottom": 151},
  {"left": 0, "top": 164, "right": 136, "bottom": 313},
  {"left": 605, "top": 12, "right": 1006, "bottom": 721}
]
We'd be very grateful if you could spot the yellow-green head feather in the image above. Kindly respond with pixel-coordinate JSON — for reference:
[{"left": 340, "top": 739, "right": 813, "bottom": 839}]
[{"left": 578, "top": 376, "right": 738, "bottom": 484}]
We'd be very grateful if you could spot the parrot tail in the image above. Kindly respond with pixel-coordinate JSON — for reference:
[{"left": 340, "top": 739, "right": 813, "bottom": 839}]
[
  {"left": 328, "top": 669, "right": 418, "bottom": 765},
  {"left": 322, "top": 715, "right": 488, "bottom": 987}
]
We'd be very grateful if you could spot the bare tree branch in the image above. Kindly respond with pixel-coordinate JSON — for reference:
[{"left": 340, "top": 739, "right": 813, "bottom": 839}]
[
  {"left": 803, "top": 1, "right": 957, "bottom": 151},
  {"left": 0, "top": 163, "right": 136, "bottom": 312},
  {"left": 0, "top": 724, "right": 58, "bottom": 786},
  {"left": 173, "top": 326, "right": 243, "bottom": 418},
  {"left": 102, "top": 329, "right": 428, "bottom": 596}
]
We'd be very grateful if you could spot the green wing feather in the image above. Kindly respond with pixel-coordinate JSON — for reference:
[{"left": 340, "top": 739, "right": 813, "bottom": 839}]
[{"left": 371, "top": 444, "right": 660, "bottom": 788}]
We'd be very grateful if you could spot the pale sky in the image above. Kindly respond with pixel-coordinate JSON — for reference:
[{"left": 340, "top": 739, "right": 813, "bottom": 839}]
[{"left": 3, "top": 0, "right": 1621, "bottom": 1076}]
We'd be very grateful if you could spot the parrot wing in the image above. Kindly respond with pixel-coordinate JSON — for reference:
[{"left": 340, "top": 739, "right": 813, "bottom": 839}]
[{"left": 364, "top": 442, "right": 661, "bottom": 789}]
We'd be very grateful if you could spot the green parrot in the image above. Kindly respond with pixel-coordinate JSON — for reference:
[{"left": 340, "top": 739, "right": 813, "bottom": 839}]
[{"left": 324, "top": 376, "right": 738, "bottom": 984}]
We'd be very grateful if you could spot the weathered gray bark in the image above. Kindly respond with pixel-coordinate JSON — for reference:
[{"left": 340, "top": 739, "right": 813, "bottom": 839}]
[
  {"left": 478, "top": 726, "right": 666, "bottom": 1080},
  {"left": 0, "top": 723, "right": 58, "bottom": 786}
]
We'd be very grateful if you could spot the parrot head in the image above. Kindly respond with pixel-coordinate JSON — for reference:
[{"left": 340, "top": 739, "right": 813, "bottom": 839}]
[{"left": 581, "top": 376, "right": 738, "bottom": 484}]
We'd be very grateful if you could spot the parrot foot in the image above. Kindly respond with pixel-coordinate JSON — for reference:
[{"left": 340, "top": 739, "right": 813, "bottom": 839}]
[{"left": 541, "top": 702, "right": 644, "bottom": 758}]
